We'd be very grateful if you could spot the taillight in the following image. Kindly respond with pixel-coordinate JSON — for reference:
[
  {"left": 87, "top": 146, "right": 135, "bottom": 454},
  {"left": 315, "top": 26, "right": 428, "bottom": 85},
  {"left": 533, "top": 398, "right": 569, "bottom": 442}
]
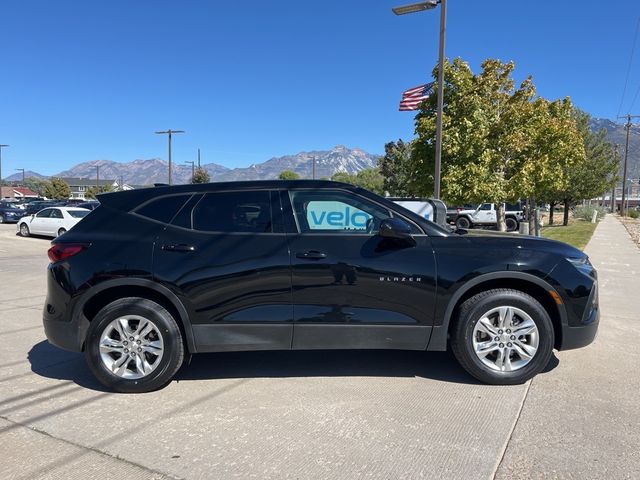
[{"left": 48, "top": 244, "right": 88, "bottom": 263}]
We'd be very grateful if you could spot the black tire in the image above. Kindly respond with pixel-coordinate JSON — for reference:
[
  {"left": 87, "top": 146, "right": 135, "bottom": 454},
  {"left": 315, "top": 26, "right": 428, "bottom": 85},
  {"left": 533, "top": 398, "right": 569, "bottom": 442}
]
[
  {"left": 57, "top": 228, "right": 67, "bottom": 237},
  {"left": 0, "top": 215, "right": 4, "bottom": 224},
  {"left": 450, "top": 288, "right": 554, "bottom": 385},
  {"left": 84, "top": 297, "right": 185, "bottom": 393},
  {"left": 505, "top": 217, "right": 518, "bottom": 232},
  {"left": 19, "top": 223, "right": 30, "bottom": 237},
  {"left": 455, "top": 216, "right": 471, "bottom": 229}
]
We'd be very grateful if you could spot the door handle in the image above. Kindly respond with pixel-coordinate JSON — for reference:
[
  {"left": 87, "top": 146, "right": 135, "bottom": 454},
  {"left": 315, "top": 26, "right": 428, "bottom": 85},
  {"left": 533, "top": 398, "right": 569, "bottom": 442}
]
[
  {"left": 296, "top": 250, "right": 327, "bottom": 260},
  {"left": 161, "top": 244, "right": 196, "bottom": 252}
]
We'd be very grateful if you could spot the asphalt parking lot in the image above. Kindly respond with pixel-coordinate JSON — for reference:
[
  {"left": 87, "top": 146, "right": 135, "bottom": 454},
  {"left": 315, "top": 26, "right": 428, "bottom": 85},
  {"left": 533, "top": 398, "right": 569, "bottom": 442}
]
[{"left": 0, "top": 217, "right": 638, "bottom": 480}]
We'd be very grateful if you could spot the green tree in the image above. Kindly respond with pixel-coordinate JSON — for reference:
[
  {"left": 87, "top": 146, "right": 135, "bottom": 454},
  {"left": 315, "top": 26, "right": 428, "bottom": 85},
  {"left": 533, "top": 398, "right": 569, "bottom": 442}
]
[
  {"left": 278, "top": 170, "right": 300, "bottom": 180},
  {"left": 44, "top": 177, "right": 71, "bottom": 200},
  {"left": 379, "top": 140, "right": 413, "bottom": 196},
  {"left": 331, "top": 168, "right": 385, "bottom": 195},
  {"left": 85, "top": 183, "right": 113, "bottom": 199},
  {"left": 554, "top": 110, "right": 619, "bottom": 225},
  {"left": 410, "top": 58, "right": 564, "bottom": 231},
  {"left": 24, "top": 177, "right": 51, "bottom": 197},
  {"left": 192, "top": 167, "right": 211, "bottom": 184},
  {"left": 331, "top": 171, "right": 356, "bottom": 184},
  {"left": 513, "top": 98, "right": 586, "bottom": 229}
]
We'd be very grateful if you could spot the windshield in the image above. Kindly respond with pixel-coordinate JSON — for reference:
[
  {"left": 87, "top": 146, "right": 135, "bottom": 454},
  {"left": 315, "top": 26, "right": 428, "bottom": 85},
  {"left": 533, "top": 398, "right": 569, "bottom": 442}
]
[
  {"left": 68, "top": 210, "right": 90, "bottom": 218},
  {"left": 1, "top": 203, "right": 20, "bottom": 210}
]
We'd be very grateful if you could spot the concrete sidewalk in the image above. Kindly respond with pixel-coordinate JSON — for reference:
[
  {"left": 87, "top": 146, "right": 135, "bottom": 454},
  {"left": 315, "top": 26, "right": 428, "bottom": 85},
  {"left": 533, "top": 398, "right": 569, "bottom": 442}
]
[{"left": 496, "top": 215, "right": 640, "bottom": 479}]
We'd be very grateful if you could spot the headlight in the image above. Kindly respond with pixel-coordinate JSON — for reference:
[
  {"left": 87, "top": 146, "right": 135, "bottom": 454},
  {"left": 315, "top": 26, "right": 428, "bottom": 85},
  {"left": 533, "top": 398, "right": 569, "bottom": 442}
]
[{"left": 567, "top": 256, "right": 594, "bottom": 275}]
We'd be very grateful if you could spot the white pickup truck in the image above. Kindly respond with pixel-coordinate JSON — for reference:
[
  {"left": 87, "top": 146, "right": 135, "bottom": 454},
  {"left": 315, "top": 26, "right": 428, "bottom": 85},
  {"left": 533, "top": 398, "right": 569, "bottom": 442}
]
[{"left": 454, "top": 202, "right": 524, "bottom": 232}]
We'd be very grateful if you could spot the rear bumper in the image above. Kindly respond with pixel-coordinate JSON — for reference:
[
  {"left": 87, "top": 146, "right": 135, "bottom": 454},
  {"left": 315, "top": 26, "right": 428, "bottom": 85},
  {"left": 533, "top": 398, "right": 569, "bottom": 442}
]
[{"left": 42, "top": 266, "right": 88, "bottom": 352}]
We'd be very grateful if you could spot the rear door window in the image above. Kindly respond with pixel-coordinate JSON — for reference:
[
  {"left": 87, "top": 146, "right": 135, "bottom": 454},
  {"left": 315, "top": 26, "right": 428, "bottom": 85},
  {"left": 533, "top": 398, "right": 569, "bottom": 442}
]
[{"left": 191, "top": 191, "right": 272, "bottom": 233}]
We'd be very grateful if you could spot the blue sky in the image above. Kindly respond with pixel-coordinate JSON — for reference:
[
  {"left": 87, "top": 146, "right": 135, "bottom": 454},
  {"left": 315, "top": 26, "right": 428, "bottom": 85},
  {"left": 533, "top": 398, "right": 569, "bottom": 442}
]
[{"left": 1, "top": 0, "right": 639, "bottom": 176}]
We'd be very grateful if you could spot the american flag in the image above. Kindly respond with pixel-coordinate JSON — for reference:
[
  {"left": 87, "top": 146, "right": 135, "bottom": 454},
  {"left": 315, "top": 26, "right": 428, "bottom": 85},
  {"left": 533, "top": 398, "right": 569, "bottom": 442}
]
[{"left": 399, "top": 82, "right": 435, "bottom": 111}]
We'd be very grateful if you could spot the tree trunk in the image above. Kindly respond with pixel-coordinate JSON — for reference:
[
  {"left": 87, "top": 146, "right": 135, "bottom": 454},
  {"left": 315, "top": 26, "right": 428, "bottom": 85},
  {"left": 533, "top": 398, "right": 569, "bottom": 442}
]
[
  {"left": 563, "top": 199, "right": 570, "bottom": 226},
  {"left": 549, "top": 201, "right": 556, "bottom": 225},
  {"left": 496, "top": 202, "right": 506, "bottom": 232}
]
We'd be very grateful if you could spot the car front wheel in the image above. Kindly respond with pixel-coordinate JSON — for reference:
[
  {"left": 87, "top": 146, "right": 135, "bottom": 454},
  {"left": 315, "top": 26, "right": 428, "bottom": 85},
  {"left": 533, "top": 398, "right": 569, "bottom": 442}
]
[
  {"left": 84, "top": 297, "right": 185, "bottom": 393},
  {"left": 19, "top": 223, "right": 30, "bottom": 237},
  {"left": 450, "top": 288, "right": 554, "bottom": 385}
]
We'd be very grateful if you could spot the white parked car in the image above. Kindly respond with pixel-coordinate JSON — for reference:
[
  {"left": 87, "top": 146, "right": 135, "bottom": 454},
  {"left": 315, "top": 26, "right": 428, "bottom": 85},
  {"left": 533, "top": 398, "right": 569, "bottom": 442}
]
[{"left": 17, "top": 207, "right": 91, "bottom": 238}]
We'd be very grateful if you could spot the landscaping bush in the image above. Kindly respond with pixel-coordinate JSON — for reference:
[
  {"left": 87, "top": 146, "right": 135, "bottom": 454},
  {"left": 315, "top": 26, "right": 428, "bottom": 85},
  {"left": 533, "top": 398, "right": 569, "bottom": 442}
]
[
  {"left": 573, "top": 205, "right": 606, "bottom": 222},
  {"left": 628, "top": 209, "right": 640, "bottom": 219}
]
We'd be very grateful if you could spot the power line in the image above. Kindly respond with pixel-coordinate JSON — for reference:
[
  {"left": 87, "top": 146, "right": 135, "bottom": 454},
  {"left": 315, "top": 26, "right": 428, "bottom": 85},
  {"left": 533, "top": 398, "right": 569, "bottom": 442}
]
[
  {"left": 616, "top": 17, "right": 640, "bottom": 118},
  {"left": 628, "top": 76, "right": 640, "bottom": 113}
]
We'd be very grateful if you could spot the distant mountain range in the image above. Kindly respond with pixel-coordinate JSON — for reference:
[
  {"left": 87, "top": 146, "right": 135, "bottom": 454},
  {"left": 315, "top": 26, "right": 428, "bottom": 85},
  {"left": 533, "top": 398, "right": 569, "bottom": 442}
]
[
  {"left": 5, "top": 118, "right": 639, "bottom": 184},
  {"left": 5, "top": 145, "right": 380, "bottom": 185},
  {"left": 590, "top": 118, "right": 640, "bottom": 179}
]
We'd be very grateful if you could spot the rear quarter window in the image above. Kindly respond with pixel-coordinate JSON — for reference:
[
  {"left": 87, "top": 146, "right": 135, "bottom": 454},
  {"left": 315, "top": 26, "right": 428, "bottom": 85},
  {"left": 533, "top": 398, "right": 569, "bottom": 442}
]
[{"left": 134, "top": 194, "right": 192, "bottom": 224}]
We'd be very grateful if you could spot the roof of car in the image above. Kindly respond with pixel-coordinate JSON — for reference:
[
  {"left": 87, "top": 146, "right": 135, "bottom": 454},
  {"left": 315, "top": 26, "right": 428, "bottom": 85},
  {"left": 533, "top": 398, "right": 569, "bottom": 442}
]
[{"left": 98, "top": 180, "right": 359, "bottom": 210}]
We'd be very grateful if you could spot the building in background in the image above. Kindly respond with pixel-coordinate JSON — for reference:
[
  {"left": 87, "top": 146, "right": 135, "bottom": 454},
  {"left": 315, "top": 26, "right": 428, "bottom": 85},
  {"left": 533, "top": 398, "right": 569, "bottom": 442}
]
[
  {"left": 1, "top": 186, "right": 39, "bottom": 200},
  {"left": 60, "top": 178, "right": 119, "bottom": 200}
]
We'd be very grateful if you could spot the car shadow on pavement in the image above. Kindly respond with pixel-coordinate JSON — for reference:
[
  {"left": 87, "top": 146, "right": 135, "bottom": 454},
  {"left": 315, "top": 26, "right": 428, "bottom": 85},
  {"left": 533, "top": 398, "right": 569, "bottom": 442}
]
[
  {"left": 28, "top": 340, "right": 560, "bottom": 391},
  {"left": 27, "top": 341, "right": 111, "bottom": 392},
  {"left": 175, "top": 349, "right": 484, "bottom": 385}
]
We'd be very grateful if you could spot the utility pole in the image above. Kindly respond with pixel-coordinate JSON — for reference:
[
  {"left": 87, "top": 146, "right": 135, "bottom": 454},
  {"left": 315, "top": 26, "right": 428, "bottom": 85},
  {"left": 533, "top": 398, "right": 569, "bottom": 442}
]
[
  {"left": 0, "top": 144, "right": 8, "bottom": 184},
  {"left": 617, "top": 114, "right": 640, "bottom": 216},
  {"left": 96, "top": 165, "right": 100, "bottom": 191},
  {"left": 197, "top": 148, "right": 201, "bottom": 167},
  {"left": 612, "top": 144, "right": 619, "bottom": 212},
  {"left": 15, "top": 168, "right": 25, "bottom": 184},
  {"left": 312, "top": 155, "right": 316, "bottom": 179},
  {"left": 155, "top": 130, "right": 185, "bottom": 185},
  {"left": 185, "top": 161, "right": 195, "bottom": 182}
]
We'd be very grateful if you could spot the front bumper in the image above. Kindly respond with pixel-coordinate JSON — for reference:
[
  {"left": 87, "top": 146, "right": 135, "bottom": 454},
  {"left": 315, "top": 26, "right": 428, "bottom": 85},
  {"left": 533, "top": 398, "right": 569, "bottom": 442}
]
[
  {"left": 559, "top": 305, "right": 599, "bottom": 350},
  {"left": 559, "top": 280, "right": 599, "bottom": 350}
]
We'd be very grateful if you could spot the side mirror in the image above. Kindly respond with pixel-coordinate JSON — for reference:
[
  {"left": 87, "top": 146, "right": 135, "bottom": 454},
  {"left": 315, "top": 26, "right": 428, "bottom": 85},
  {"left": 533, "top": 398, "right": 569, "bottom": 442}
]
[{"left": 378, "top": 217, "right": 415, "bottom": 243}]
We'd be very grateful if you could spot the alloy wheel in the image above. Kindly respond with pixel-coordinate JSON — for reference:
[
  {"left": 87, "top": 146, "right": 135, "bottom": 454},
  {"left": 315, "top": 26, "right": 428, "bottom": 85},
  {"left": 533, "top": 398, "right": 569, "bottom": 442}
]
[
  {"left": 99, "top": 315, "right": 164, "bottom": 379},
  {"left": 472, "top": 306, "right": 539, "bottom": 372}
]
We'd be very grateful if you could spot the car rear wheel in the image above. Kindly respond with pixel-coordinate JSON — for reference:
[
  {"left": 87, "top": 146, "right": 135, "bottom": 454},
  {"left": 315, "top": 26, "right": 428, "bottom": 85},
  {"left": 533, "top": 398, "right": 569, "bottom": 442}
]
[
  {"left": 57, "top": 228, "right": 66, "bottom": 237},
  {"left": 455, "top": 216, "right": 471, "bottom": 229},
  {"left": 19, "top": 223, "right": 30, "bottom": 237},
  {"left": 84, "top": 297, "right": 185, "bottom": 393},
  {"left": 450, "top": 288, "right": 554, "bottom": 385},
  {"left": 505, "top": 217, "right": 518, "bottom": 232}
]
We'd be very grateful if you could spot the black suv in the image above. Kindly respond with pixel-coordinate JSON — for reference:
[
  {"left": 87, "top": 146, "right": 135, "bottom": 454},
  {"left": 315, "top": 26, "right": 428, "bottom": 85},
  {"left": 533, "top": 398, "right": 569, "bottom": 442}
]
[{"left": 43, "top": 181, "right": 599, "bottom": 393}]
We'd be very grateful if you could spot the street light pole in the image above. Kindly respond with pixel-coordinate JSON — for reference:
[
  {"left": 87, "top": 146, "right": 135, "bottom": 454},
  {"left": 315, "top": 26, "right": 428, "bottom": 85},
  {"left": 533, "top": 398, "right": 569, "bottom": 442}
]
[
  {"left": 393, "top": 0, "right": 447, "bottom": 199},
  {"left": 155, "top": 130, "right": 185, "bottom": 185},
  {"left": 0, "top": 144, "right": 9, "bottom": 184},
  {"left": 15, "top": 168, "right": 25, "bottom": 184}
]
